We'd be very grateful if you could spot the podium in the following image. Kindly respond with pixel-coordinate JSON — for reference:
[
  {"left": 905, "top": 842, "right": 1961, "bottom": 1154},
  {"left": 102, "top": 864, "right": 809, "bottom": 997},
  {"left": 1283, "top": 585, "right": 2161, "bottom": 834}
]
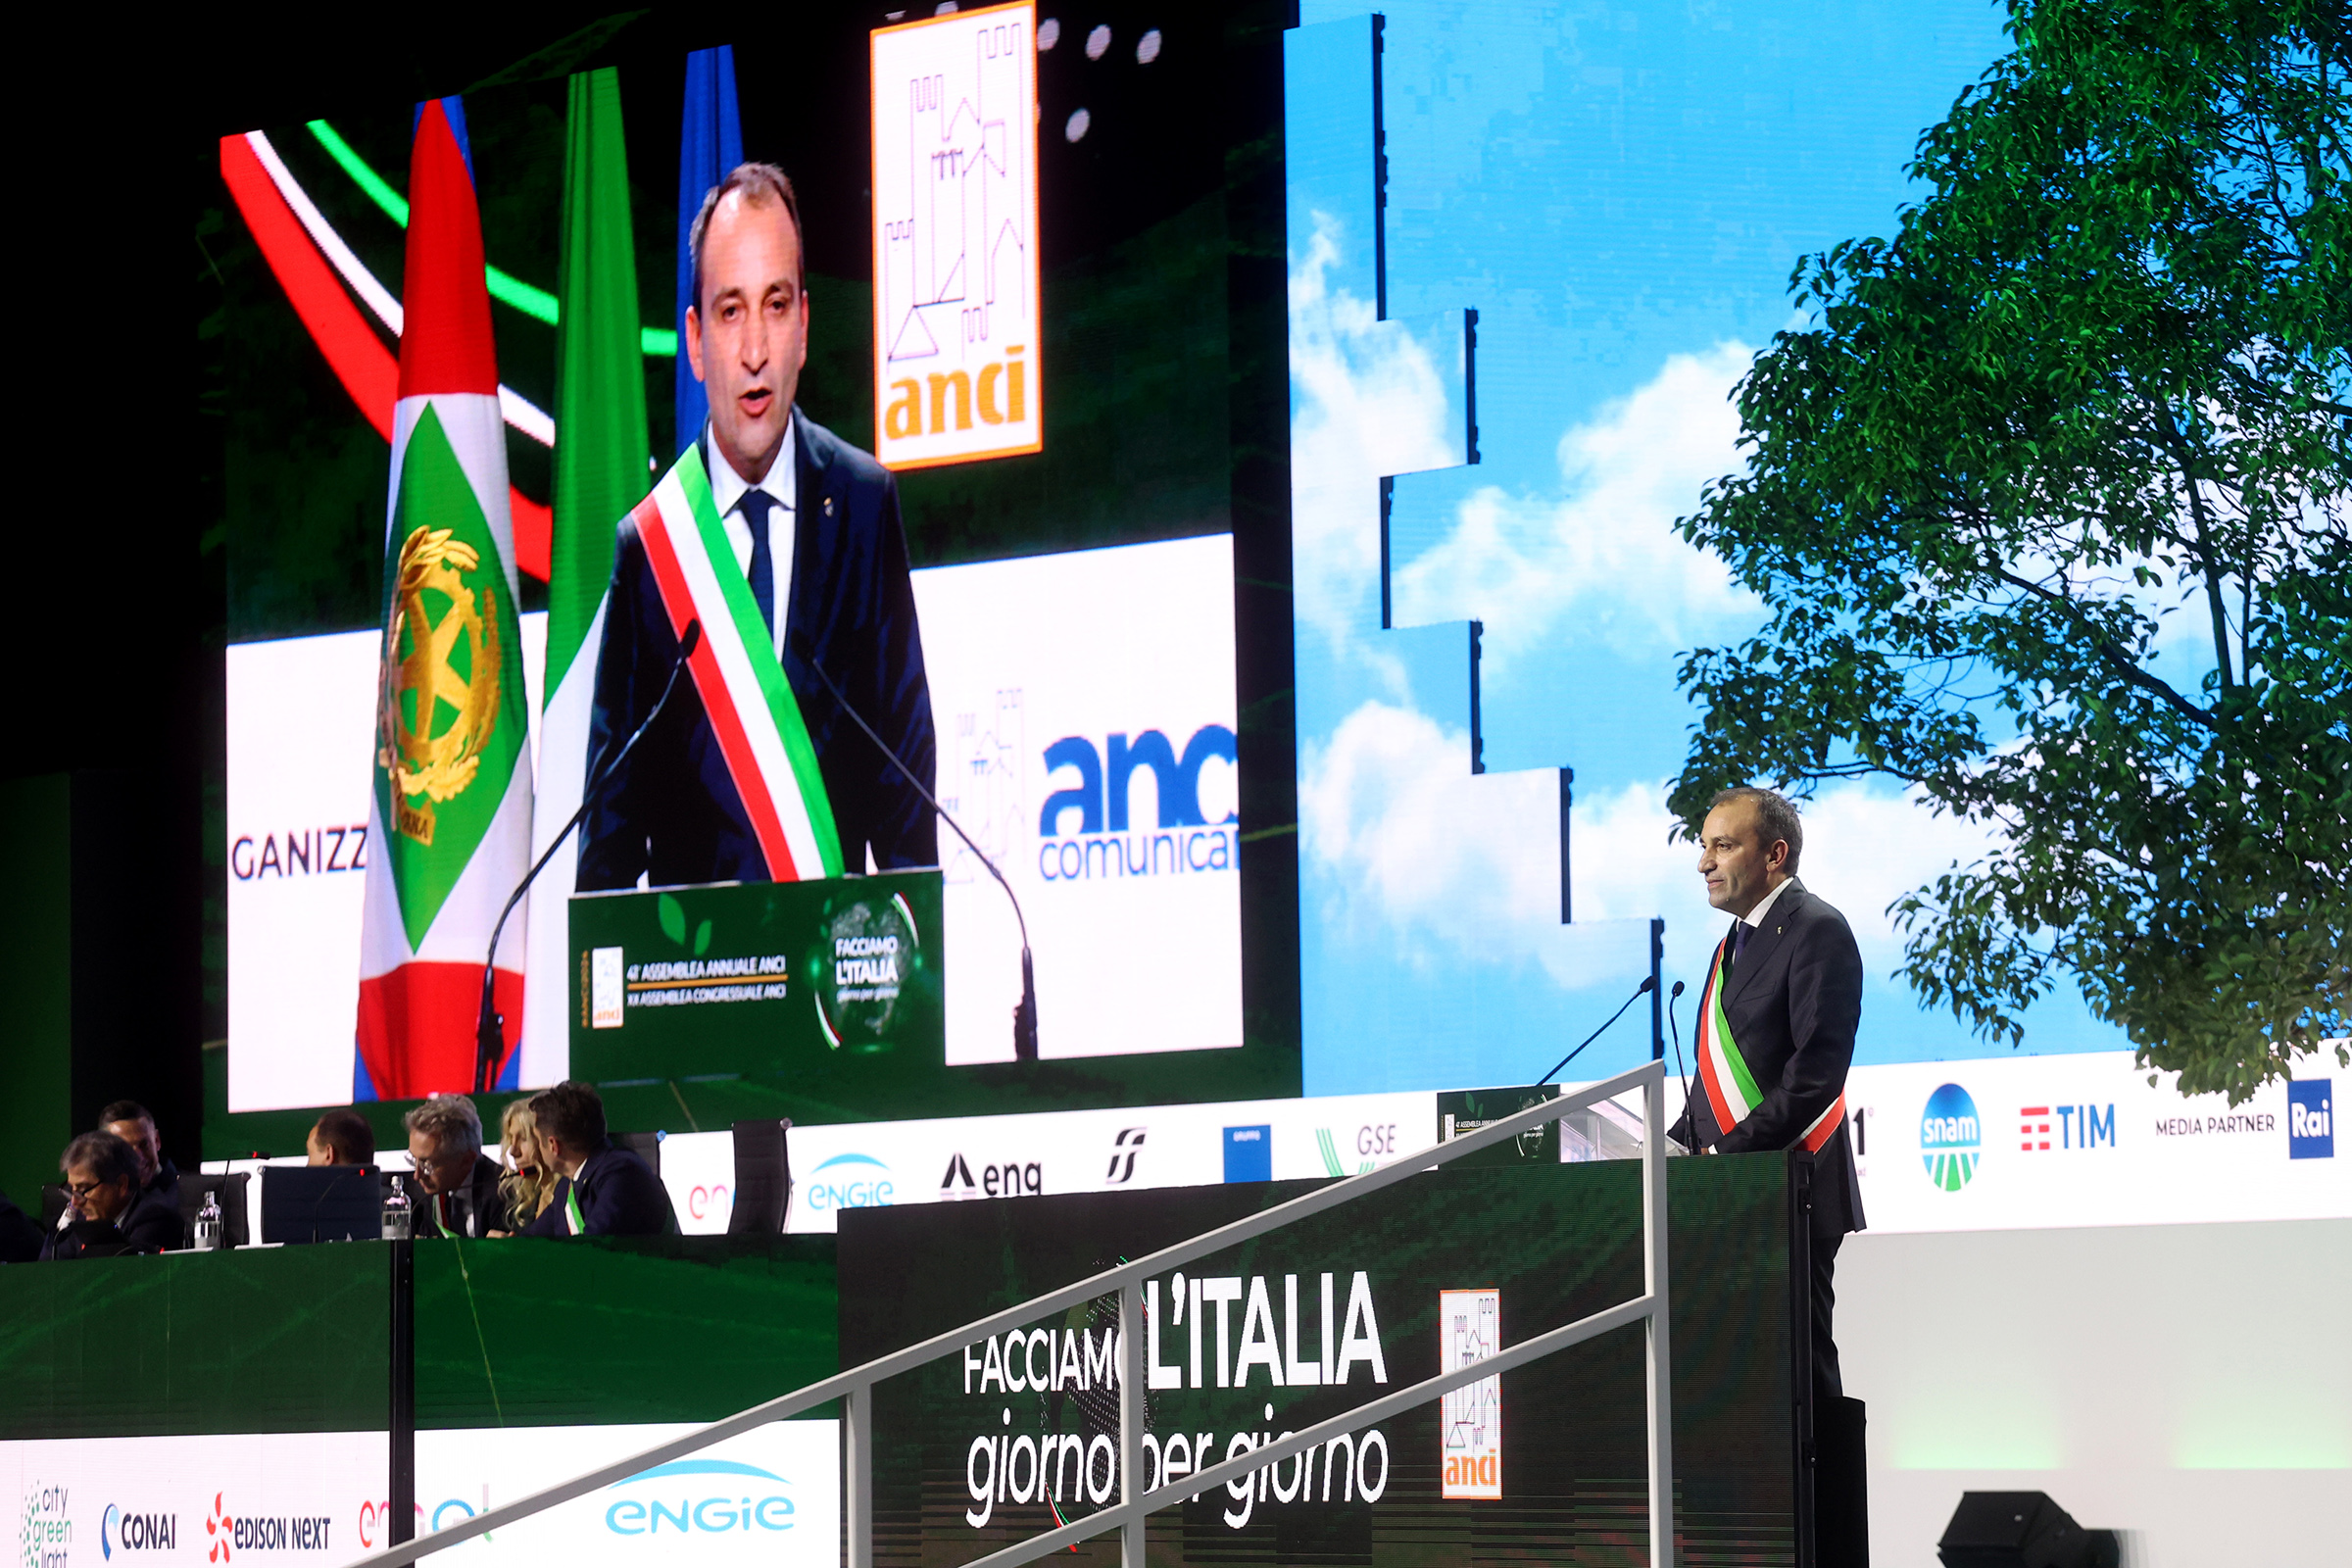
[{"left": 838, "top": 1151, "right": 1843, "bottom": 1565}]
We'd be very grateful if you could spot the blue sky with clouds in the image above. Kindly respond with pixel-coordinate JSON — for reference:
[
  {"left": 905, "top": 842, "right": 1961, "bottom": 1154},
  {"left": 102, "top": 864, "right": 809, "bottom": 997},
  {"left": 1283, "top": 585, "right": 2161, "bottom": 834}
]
[{"left": 1286, "top": 1, "right": 2130, "bottom": 1097}]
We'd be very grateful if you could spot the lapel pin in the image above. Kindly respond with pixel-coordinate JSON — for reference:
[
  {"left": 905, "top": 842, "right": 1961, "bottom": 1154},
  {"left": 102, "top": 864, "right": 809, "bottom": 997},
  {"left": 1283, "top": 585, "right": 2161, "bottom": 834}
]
[{"left": 823, "top": 495, "right": 835, "bottom": 516}]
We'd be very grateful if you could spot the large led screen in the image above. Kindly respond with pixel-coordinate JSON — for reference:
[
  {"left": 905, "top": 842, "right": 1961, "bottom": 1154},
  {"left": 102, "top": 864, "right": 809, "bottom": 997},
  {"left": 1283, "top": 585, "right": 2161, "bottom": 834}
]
[{"left": 215, "top": 5, "right": 1289, "bottom": 1116}]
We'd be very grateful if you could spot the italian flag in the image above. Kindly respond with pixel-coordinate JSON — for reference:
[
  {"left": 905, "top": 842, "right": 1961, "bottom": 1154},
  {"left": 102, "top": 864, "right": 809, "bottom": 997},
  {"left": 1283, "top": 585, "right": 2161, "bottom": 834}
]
[
  {"left": 355, "top": 97, "right": 534, "bottom": 1100},
  {"left": 523, "top": 68, "right": 650, "bottom": 1085}
]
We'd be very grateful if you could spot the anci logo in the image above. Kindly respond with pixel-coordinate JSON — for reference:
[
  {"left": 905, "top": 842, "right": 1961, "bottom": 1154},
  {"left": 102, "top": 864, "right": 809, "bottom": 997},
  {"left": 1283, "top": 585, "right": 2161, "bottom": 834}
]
[
  {"left": 1921, "top": 1083, "right": 1982, "bottom": 1192},
  {"left": 605, "top": 1460, "right": 796, "bottom": 1537},
  {"left": 1037, "top": 726, "right": 1239, "bottom": 883},
  {"left": 102, "top": 1503, "right": 178, "bottom": 1556},
  {"left": 804, "top": 1152, "right": 895, "bottom": 1212},
  {"left": 2287, "top": 1080, "right": 2333, "bottom": 1159}
]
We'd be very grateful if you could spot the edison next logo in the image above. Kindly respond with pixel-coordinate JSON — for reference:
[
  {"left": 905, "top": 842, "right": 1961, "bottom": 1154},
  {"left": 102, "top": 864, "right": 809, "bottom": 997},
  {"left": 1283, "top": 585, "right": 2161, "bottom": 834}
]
[
  {"left": 2287, "top": 1080, "right": 2333, "bottom": 1159},
  {"left": 1921, "top": 1083, "right": 1982, "bottom": 1191}
]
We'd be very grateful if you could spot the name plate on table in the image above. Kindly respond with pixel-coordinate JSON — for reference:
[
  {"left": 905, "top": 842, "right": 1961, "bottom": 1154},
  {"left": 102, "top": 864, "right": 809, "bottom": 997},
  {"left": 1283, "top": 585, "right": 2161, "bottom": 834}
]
[{"left": 569, "top": 871, "right": 944, "bottom": 1082}]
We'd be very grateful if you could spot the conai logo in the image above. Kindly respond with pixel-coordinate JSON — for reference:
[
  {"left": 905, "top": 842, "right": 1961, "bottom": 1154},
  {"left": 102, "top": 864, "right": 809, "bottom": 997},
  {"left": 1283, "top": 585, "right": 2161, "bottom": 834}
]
[
  {"left": 605, "top": 1460, "right": 796, "bottom": 1536},
  {"left": 102, "top": 1503, "right": 178, "bottom": 1556}
]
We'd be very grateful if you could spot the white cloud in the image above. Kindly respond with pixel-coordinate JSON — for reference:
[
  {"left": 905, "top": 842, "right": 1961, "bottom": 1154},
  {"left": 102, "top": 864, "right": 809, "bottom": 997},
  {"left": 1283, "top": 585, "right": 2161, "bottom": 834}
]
[
  {"left": 1289, "top": 213, "right": 1462, "bottom": 674},
  {"left": 1570, "top": 775, "right": 2001, "bottom": 982},
  {"left": 1300, "top": 701, "right": 1647, "bottom": 993},
  {"left": 1391, "top": 341, "right": 1765, "bottom": 667}
]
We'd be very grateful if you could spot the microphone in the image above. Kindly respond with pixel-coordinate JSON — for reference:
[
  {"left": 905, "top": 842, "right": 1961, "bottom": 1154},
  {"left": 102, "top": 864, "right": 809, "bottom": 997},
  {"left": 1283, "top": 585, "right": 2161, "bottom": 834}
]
[
  {"left": 1666, "top": 980, "right": 1693, "bottom": 1148},
  {"left": 1534, "top": 975, "right": 1656, "bottom": 1089},
  {"left": 784, "top": 640, "right": 1040, "bottom": 1062},
  {"left": 472, "top": 619, "right": 704, "bottom": 1093}
]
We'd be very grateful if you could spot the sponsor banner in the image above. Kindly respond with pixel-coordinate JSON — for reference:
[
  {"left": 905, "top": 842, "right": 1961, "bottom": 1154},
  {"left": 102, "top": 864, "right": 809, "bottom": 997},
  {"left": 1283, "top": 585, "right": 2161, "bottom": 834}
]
[
  {"left": 785, "top": 1091, "right": 1433, "bottom": 1234},
  {"left": 657, "top": 1130, "right": 738, "bottom": 1236},
  {"left": 915, "top": 534, "right": 1241, "bottom": 1065},
  {"left": 414, "top": 1420, "right": 837, "bottom": 1564},
  {"left": 1845, "top": 1052, "right": 2348, "bottom": 1234},
  {"left": 2, "top": 1430, "right": 383, "bottom": 1567}
]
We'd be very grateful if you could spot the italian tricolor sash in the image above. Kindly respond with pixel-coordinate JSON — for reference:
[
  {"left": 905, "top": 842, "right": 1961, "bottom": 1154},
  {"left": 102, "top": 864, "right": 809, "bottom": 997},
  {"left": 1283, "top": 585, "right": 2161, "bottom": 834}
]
[
  {"left": 629, "top": 447, "right": 844, "bottom": 882},
  {"left": 1695, "top": 931, "right": 1846, "bottom": 1154}
]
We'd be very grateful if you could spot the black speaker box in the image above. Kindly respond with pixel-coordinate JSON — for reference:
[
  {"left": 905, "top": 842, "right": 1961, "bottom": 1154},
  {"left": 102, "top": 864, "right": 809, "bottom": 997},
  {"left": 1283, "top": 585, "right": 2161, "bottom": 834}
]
[{"left": 1937, "top": 1491, "right": 2119, "bottom": 1568}]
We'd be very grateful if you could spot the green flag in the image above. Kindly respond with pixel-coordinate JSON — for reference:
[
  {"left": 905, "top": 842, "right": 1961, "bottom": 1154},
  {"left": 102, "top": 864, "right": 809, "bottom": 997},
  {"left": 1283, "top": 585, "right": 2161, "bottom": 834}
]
[
  {"left": 550, "top": 66, "right": 649, "bottom": 692},
  {"left": 526, "top": 66, "right": 651, "bottom": 1078}
]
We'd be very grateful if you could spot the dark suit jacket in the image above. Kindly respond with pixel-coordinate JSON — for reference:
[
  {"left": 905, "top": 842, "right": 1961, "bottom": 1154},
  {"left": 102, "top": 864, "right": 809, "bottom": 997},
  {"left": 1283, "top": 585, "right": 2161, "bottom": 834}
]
[
  {"left": 39, "top": 1188, "right": 184, "bottom": 1259},
  {"left": 578, "top": 412, "right": 938, "bottom": 890},
  {"left": 519, "top": 1144, "right": 677, "bottom": 1238},
  {"left": 415, "top": 1153, "right": 508, "bottom": 1240},
  {"left": 1670, "top": 879, "right": 1867, "bottom": 1238}
]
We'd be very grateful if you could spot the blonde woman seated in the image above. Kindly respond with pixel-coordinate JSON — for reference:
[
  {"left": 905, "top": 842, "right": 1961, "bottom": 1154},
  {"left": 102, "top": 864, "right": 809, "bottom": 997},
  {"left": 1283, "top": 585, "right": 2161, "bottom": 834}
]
[{"left": 488, "top": 1099, "right": 560, "bottom": 1236}]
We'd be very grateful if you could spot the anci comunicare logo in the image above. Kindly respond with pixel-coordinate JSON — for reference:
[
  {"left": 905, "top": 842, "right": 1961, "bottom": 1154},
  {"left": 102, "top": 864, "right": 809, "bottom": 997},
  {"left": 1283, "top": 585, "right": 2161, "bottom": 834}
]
[{"left": 1920, "top": 1083, "right": 1982, "bottom": 1192}]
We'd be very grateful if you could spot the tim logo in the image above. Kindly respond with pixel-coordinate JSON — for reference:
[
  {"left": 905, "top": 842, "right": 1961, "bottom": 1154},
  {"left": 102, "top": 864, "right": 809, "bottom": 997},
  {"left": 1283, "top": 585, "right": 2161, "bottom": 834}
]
[
  {"left": 1105, "top": 1127, "right": 1147, "bottom": 1184},
  {"left": 2287, "top": 1081, "right": 2333, "bottom": 1159},
  {"left": 2020, "top": 1103, "right": 2115, "bottom": 1152}
]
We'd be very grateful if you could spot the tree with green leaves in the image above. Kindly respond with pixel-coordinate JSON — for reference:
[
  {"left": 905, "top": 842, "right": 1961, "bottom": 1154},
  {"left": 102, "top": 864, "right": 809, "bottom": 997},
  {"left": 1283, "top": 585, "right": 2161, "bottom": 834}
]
[{"left": 1670, "top": 0, "right": 2349, "bottom": 1102}]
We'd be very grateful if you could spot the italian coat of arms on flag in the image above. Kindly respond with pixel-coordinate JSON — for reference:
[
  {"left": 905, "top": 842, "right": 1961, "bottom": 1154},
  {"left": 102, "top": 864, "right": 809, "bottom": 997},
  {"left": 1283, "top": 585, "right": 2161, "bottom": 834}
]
[{"left": 355, "top": 97, "right": 534, "bottom": 1100}]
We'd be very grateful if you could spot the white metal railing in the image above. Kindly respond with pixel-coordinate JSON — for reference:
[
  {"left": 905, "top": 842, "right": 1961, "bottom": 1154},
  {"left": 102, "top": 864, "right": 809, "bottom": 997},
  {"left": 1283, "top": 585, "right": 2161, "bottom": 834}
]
[{"left": 352, "top": 1058, "right": 1675, "bottom": 1568}]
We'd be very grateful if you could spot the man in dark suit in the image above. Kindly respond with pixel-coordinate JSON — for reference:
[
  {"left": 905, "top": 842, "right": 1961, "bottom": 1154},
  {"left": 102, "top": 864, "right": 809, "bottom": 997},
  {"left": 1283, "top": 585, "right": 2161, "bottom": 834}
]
[
  {"left": 100, "top": 1100, "right": 180, "bottom": 1204},
  {"left": 42, "top": 1132, "right": 184, "bottom": 1259},
  {"left": 518, "top": 1081, "right": 676, "bottom": 1238},
  {"left": 404, "top": 1094, "right": 508, "bottom": 1240},
  {"left": 578, "top": 162, "right": 936, "bottom": 891},
  {"left": 1671, "top": 786, "right": 1865, "bottom": 1400}
]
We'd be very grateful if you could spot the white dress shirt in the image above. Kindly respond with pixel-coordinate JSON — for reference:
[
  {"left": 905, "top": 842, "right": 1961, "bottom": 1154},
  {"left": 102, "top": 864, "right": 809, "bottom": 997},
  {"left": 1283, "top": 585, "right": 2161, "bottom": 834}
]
[
  {"left": 704, "top": 416, "right": 796, "bottom": 662},
  {"left": 1740, "top": 874, "right": 1796, "bottom": 931}
]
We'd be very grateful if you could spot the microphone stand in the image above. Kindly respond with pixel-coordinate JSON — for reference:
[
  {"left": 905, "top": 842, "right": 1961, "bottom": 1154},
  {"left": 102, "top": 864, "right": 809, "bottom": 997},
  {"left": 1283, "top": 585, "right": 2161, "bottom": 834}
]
[
  {"left": 1665, "top": 979, "right": 1692, "bottom": 1148},
  {"left": 785, "top": 641, "right": 1039, "bottom": 1061},
  {"left": 1535, "top": 975, "right": 1656, "bottom": 1088},
  {"left": 471, "top": 620, "right": 704, "bottom": 1094}
]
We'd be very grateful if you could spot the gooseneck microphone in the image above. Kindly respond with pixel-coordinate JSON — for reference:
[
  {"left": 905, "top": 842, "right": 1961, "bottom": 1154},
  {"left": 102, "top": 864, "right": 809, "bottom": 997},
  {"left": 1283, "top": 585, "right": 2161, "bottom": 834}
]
[
  {"left": 1535, "top": 975, "right": 1656, "bottom": 1088},
  {"left": 1666, "top": 980, "right": 1692, "bottom": 1145},
  {"left": 472, "top": 620, "right": 704, "bottom": 1094},
  {"left": 784, "top": 640, "right": 1040, "bottom": 1063}
]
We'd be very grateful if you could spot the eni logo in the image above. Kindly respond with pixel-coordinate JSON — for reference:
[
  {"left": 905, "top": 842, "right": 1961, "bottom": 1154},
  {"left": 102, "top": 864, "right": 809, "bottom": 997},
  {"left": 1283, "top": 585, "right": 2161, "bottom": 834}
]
[
  {"left": 378, "top": 523, "right": 505, "bottom": 846},
  {"left": 883, "top": 345, "right": 1028, "bottom": 439}
]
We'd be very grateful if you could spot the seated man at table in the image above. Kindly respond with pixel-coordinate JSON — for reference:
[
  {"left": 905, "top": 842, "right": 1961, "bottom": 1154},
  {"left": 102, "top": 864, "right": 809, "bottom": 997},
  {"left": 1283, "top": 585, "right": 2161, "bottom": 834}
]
[
  {"left": 306, "top": 1107, "right": 375, "bottom": 1167},
  {"left": 404, "top": 1094, "right": 507, "bottom": 1239},
  {"left": 518, "top": 1082, "right": 676, "bottom": 1238},
  {"left": 42, "top": 1132, "right": 184, "bottom": 1259},
  {"left": 99, "top": 1099, "right": 180, "bottom": 1203}
]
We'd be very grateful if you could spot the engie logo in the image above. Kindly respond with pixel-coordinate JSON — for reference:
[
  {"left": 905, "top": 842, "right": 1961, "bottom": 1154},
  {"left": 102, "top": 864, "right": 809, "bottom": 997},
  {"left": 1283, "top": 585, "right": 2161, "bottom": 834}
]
[
  {"left": 2287, "top": 1080, "right": 2333, "bottom": 1159},
  {"left": 1036, "top": 727, "right": 1238, "bottom": 883},
  {"left": 604, "top": 1460, "right": 796, "bottom": 1538},
  {"left": 804, "top": 1152, "right": 895, "bottom": 1212},
  {"left": 1921, "top": 1084, "right": 1982, "bottom": 1192},
  {"left": 102, "top": 1504, "right": 178, "bottom": 1555}
]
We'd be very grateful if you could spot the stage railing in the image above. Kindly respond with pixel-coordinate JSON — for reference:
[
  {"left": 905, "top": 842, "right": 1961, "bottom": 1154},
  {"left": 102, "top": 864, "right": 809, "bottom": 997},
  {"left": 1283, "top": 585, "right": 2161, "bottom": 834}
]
[{"left": 349, "top": 1058, "right": 1676, "bottom": 1568}]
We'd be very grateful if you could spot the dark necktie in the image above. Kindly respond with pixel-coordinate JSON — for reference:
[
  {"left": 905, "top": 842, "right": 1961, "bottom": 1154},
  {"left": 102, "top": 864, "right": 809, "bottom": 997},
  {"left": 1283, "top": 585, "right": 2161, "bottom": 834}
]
[
  {"left": 739, "top": 487, "right": 778, "bottom": 641},
  {"left": 1728, "top": 919, "right": 1752, "bottom": 978}
]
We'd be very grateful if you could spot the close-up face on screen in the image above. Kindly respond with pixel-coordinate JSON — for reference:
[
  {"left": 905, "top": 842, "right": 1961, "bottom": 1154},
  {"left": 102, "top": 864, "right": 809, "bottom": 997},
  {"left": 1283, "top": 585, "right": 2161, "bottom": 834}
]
[{"left": 217, "top": 3, "right": 1287, "bottom": 1118}]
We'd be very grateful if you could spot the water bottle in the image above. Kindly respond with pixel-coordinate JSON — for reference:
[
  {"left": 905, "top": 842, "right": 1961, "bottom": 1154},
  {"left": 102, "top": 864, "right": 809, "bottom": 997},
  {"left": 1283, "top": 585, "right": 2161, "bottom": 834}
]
[
  {"left": 193, "top": 1190, "right": 224, "bottom": 1250},
  {"left": 381, "top": 1174, "right": 413, "bottom": 1242}
]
